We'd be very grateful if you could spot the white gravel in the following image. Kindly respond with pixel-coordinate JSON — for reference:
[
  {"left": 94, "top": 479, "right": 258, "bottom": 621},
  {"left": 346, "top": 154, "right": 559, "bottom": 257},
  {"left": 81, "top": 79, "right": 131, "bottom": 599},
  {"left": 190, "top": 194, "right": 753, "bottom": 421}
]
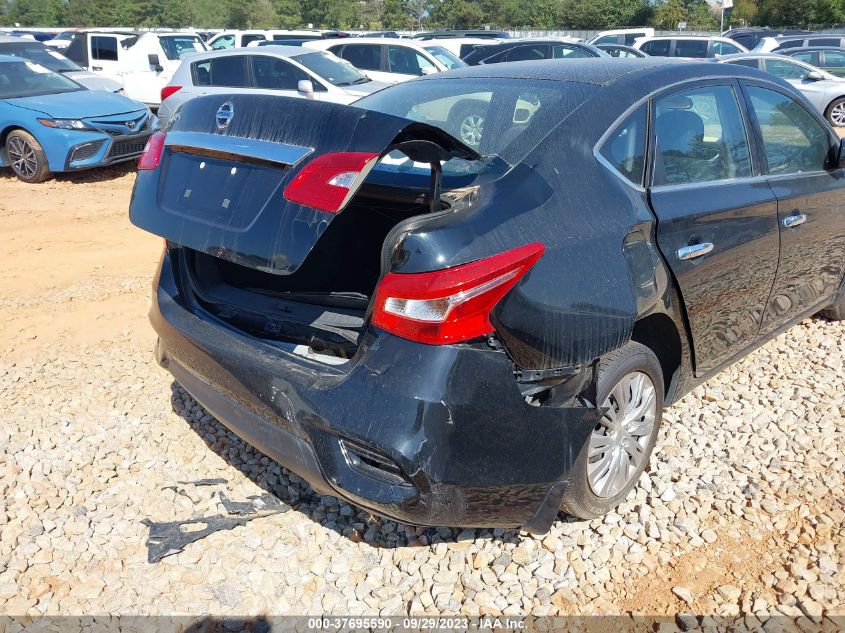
[{"left": 0, "top": 316, "right": 843, "bottom": 621}]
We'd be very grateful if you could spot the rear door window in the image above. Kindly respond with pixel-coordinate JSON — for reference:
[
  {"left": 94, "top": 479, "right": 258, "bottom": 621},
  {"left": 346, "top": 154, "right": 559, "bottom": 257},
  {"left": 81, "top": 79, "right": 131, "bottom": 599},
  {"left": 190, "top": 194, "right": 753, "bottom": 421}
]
[
  {"left": 809, "top": 37, "right": 841, "bottom": 46},
  {"left": 552, "top": 44, "right": 593, "bottom": 58},
  {"left": 91, "top": 36, "right": 118, "bottom": 61},
  {"left": 821, "top": 50, "right": 845, "bottom": 74},
  {"left": 251, "top": 56, "right": 310, "bottom": 90},
  {"left": 195, "top": 55, "right": 249, "bottom": 87},
  {"left": 505, "top": 45, "right": 548, "bottom": 61},
  {"left": 387, "top": 45, "right": 436, "bottom": 75},
  {"left": 672, "top": 40, "right": 709, "bottom": 57},
  {"left": 601, "top": 105, "right": 647, "bottom": 185},
  {"left": 653, "top": 85, "right": 752, "bottom": 185},
  {"left": 763, "top": 58, "right": 810, "bottom": 80},
  {"left": 776, "top": 40, "right": 805, "bottom": 49},
  {"left": 336, "top": 44, "right": 382, "bottom": 71},
  {"left": 712, "top": 41, "right": 743, "bottom": 56},
  {"left": 746, "top": 86, "right": 832, "bottom": 175},
  {"left": 641, "top": 40, "right": 670, "bottom": 56},
  {"left": 790, "top": 50, "right": 819, "bottom": 65}
]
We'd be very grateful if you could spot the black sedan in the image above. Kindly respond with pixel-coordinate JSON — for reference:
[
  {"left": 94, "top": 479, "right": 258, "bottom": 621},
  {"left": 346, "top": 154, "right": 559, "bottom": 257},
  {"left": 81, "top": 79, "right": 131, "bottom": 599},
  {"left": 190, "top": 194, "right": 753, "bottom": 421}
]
[
  {"left": 461, "top": 39, "right": 607, "bottom": 65},
  {"left": 130, "top": 59, "right": 845, "bottom": 533}
]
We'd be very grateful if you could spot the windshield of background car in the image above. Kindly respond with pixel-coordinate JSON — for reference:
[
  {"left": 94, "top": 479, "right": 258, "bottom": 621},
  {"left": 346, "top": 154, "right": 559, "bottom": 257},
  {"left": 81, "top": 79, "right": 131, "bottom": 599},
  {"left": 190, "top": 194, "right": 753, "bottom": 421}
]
[
  {"left": 0, "top": 60, "right": 83, "bottom": 98},
  {"left": 0, "top": 42, "right": 81, "bottom": 72},
  {"left": 292, "top": 51, "right": 368, "bottom": 85},
  {"left": 160, "top": 36, "right": 206, "bottom": 60},
  {"left": 355, "top": 77, "right": 598, "bottom": 163},
  {"left": 423, "top": 45, "right": 466, "bottom": 69}
]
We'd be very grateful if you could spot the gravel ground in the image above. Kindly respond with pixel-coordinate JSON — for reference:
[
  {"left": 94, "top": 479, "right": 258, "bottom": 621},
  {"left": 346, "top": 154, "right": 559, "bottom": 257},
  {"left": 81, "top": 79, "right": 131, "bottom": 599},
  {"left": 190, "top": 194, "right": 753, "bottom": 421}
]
[{"left": 0, "top": 173, "right": 844, "bottom": 623}]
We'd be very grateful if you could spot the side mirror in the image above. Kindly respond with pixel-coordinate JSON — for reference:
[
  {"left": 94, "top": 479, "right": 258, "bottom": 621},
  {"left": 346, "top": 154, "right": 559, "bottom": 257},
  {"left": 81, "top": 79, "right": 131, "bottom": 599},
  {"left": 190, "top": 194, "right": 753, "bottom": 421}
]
[
  {"left": 807, "top": 70, "right": 824, "bottom": 81},
  {"left": 420, "top": 66, "right": 437, "bottom": 76},
  {"left": 148, "top": 54, "right": 163, "bottom": 72},
  {"left": 297, "top": 79, "right": 315, "bottom": 98}
]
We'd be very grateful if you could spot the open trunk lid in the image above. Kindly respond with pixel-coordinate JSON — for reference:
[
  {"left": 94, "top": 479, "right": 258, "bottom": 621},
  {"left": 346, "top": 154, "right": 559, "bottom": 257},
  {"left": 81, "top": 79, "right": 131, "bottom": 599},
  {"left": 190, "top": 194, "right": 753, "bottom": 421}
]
[{"left": 129, "top": 93, "right": 479, "bottom": 275}]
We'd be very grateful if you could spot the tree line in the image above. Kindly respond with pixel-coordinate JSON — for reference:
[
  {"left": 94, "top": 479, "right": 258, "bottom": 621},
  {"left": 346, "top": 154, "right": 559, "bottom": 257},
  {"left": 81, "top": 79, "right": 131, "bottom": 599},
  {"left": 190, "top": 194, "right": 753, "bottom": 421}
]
[{"left": 1, "top": 0, "right": 843, "bottom": 32}]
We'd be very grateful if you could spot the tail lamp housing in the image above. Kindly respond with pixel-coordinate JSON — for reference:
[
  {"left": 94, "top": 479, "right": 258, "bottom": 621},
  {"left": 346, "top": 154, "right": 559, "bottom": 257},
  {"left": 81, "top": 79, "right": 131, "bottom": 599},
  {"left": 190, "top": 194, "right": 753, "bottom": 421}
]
[
  {"left": 372, "top": 242, "right": 545, "bottom": 345},
  {"left": 283, "top": 152, "right": 378, "bottom": 213},
  {"left": 138, "top": 131, "right": 166, "bottom": 171}
]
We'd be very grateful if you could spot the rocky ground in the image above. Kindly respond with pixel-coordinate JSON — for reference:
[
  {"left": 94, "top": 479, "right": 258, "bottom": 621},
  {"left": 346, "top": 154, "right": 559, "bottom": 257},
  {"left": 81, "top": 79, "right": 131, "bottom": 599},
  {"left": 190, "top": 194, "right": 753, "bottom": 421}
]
[{"left": 0, "top": 168, "right": 843, "bottom": 625}]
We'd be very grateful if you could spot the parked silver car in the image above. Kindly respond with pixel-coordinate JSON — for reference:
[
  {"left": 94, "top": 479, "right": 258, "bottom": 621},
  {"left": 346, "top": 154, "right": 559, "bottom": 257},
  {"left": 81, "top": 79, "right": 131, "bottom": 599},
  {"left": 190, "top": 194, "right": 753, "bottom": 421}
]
[
  {"left": 0, "top": 36, "right": 122, "bottom": 93},
  {"left": 719, "top": 53, "right": 845, "bottom": 126},
  {"left": 158, "top": 47, "right": 388, "bottom": 127}
]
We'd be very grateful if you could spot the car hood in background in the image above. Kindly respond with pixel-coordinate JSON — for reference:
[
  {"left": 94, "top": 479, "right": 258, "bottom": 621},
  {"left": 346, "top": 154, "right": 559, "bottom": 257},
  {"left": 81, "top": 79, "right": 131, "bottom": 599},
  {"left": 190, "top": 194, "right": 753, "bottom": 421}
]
[
  {"left": 4, "top": 89, "right": 145, "bottom": 119},
  {"left": 341, "top": 80, "right": 389, "bottom": 97},
  {"left": 64, "top": 70, "right": 123, "bottom": 93}
]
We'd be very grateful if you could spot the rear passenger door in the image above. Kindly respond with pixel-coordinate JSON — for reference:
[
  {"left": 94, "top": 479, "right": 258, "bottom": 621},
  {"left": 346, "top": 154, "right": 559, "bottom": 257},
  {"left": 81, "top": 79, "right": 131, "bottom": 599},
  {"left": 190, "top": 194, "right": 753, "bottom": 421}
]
[
  {"left": 647, "top": 81, "right": 780, "bottom": 374},
  {"left": 741, "top": 82, "right": 845, "bottom": 329},
  {"left": 820, "top": 50, "right": 845, "bottom": 77},
  {"left": 191, "top": 55, "right": 252, "bottom": 98}
]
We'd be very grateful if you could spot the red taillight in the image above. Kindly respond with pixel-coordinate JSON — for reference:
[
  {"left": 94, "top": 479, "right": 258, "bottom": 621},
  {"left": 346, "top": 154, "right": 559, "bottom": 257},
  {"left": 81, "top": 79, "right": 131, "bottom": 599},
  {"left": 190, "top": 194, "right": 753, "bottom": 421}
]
[
  {"left": 283, "top": 152, "right": 378, "bottom": 213},
  {"left": 138, "top": 131, "right": 166, "bottom": 171},
  {"left": 372, "top": 243, "right": 545, "bottom": 345},
  {"left": 161, "top": 85, "right": 181, "bottom": 101}
]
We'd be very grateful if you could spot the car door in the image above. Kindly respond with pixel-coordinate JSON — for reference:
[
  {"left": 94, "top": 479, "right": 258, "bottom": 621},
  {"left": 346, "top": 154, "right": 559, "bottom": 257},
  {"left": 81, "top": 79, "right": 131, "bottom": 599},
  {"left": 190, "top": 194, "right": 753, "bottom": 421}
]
[
  {"left": 647, "top": 81, "right": 780, "bottom": 374},
  {"left": 820, "top": 50, "right": 845, "bottom": 77},
  {"left": 386, "top": 44, "right": 437, "bottom": 79},
  {"left": 191, "top": 55, "right": 252, "bottom": 98},
  {"left": 88, "top": 35, "right": 122, "bottom": 80},
  {"left": 760, "top": 57, "right": 829, "bottom": 113},
  {"left": 331, "top": 43, "right": 390, "bottom": 82},
  {"left": 250, "top": 55, "right": 322, "bottom": 99},
  {"left": 740, "top": 81, "right": 845, "bottom": 329}
]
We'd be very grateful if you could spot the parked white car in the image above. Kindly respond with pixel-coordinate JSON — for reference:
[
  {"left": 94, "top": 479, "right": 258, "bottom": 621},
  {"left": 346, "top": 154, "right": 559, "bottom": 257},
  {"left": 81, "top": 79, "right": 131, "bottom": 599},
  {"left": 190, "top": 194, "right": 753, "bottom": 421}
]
[
  {"left": 207, "top": 30, "right": 344, "bottom": 50},
  {"left": 588, "top": 27, "right": 655, "bottom": 46},
  {"left": 303, "top": 38, "right": 465, "bottom": 83},
  {"left": 633, "top": 35, "right": 747, "bottom": 58},
  {"left": 157, "top": 47, "right": 388, "bottom": 126},
  {"left": 63, "top": 31, "right": 207, "bottom": 107}
]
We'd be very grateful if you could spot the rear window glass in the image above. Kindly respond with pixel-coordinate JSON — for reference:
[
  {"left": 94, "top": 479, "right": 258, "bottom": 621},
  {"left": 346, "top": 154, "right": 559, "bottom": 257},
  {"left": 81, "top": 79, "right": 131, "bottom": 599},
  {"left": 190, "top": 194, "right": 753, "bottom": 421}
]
[
  {"left": 336, "top": 44, "right": 381, "bottom": 71},
  {"left": 641, "top": 40, "right": 670, "bottom": 56},
  {"left": 193, "top": 56, "right": 248, "bottom": 87},
  {"left": 601, "top": 106, "right": 647, "bottom": 185},
  {"left": 160, "top": 36, "right": 205, "bottom": 61},
  {"left": 673, "top": 40, "right": 709, "bottom": 57},
  {"left": 292, "top": 52, "right": 366, "bottom": 86},
  {"left": 355, "top": 77, "right": 598, "bottom": 162}
]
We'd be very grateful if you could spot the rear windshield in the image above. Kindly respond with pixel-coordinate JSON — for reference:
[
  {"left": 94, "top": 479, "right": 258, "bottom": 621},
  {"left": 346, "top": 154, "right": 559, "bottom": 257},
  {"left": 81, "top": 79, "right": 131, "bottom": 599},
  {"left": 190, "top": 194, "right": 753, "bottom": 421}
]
[
  {"left": 423, "top": 45, "right": 466, "bottom": 69},
  {"left": 292, "top": 51, "right": 369, "bottom": 86},
  {"left": 0, "top": 60, "right": 83, "bottom": 98},
  {"left": 0, "top": 42, "right": 81, "bottom": 72},
  {"left": 355, "top": 76, "right": 597, "bottom": 161},
  {"left": 160, "top": 35, "right": 206, "bottom": 60}
]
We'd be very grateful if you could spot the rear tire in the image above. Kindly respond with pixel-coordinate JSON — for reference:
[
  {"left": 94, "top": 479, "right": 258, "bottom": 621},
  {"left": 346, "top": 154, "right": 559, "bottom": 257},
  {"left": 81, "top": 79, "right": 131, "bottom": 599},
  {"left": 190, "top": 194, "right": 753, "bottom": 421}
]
[
  {"left": 825, "top": 97, "right": 845, "bottom": 128},
  {"left": 6, "top": 130, "right": 51, "bottom": 183},
  {"left": 560, "top": 342, "right": 664, "bottom": 520}
]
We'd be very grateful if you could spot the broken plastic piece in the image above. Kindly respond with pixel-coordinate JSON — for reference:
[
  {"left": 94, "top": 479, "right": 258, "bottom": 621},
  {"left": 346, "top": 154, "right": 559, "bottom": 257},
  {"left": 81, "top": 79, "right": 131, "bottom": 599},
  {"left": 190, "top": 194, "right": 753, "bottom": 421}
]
[
  {"left": 218, "top": 492, "right": 288, "bottom": 515},
  {"left": 142, "top": 515, "right": 257, "bottom": 563}
]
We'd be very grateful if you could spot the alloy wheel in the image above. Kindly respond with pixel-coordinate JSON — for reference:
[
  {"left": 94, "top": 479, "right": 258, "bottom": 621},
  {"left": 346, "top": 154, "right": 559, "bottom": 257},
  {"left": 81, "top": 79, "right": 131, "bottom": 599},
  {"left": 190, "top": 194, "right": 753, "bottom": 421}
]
[
  {"left": 587, "top": 371, "right": 657, "bottom": 498},
  {"left": 459, "top": 114, "right": 484, "bottom": 148},
  {"left": 830, "top": 102, "right": 845, "bottom": 127},
  {"left": 7, "top": 136, "right": 38, "bottom": 180}
]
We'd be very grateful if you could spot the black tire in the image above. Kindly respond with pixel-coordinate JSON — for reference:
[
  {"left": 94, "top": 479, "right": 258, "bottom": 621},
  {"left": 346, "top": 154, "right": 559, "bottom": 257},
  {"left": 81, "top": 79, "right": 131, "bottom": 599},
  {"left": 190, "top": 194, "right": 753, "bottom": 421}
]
[
  {"left": 825, "top": 97, "right": 845, "bottom": 128},
  {"left": 448, "top": 101, "right": 487, "bottom": 149},
  {"left": 560, "top": 341, "right": 664, "bottom": 520},
  {"left": 5, "top": 130, "right": 51, "bottom": 183},
  {"left": 819, "top": 292, "right": 845, "bottom": 320}
]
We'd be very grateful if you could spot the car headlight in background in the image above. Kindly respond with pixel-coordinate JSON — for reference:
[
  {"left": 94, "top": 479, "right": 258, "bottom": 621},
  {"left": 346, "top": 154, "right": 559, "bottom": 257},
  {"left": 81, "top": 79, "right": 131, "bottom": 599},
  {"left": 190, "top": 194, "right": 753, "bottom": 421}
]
[{"left": 37, "top": 118, "right": 93, "bottom": 131}]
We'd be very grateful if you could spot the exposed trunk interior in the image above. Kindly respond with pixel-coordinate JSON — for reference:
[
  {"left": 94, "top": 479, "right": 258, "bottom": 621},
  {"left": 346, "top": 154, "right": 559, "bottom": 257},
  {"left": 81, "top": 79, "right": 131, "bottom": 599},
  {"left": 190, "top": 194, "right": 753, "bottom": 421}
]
[{"left": 182, "top": 181, "right": 436, "bottom": 361}]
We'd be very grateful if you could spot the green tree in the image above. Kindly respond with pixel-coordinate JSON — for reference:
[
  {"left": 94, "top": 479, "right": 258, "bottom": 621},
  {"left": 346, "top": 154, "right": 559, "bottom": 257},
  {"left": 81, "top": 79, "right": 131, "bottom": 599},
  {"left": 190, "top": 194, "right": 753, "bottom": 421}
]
[
  {"left": 729, "top": 0, "right": 757, "bottom": 26},
  {"left": 757, "top": 0, "right": 814, "bottom": 26},
  {"left": 7, "top": 0, "right": 64, "bottom": 25},
  {"left": 651, "top": 0, "right": 688, "bottom": 28}
]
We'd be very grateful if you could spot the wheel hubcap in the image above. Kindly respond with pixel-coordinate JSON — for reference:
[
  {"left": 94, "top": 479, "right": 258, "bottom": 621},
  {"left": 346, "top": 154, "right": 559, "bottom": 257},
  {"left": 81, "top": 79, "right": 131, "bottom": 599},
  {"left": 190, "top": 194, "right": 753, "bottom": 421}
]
[
  {"left": 587, "top": 371, "right": 657, "bottom": 498},
  {"left": 8, "top": 137, "right": 38, "bottom": 179},
  {"left": 831, "top": 103, "right": 845, "bottom": 127},
  {"left": 459, "top": 114, "right": 484, "bottom": 148}
]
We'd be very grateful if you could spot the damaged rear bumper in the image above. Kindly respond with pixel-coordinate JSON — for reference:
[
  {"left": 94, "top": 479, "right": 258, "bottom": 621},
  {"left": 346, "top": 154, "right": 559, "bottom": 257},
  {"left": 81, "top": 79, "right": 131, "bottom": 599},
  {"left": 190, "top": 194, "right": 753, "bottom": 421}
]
[{"left": 151, "top": 250, "right": 599, "bottom": 534}]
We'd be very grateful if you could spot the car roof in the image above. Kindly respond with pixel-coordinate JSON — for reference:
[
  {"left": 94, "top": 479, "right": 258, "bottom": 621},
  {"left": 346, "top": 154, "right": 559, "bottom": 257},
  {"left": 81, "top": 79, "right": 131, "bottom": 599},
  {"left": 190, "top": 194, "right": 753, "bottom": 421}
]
[
  {"left": 0, "top": 35, "right": 38, "bottom": 43},
  {"left": 639, "top": 35, "right": 730, "bottom": 41},
  {"left": 178, "top": 45, "right": 307, "bottom": 61},
  {"left": 418, "top": 57, "right": 759, "bottom": 86}
]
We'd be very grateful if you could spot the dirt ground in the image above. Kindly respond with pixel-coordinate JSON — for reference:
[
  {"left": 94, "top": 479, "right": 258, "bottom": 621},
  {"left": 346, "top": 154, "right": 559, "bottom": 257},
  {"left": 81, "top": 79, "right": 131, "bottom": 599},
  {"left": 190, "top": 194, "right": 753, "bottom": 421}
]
[{"left": 0, "top": 165, "right": 159, "bottom": 362}]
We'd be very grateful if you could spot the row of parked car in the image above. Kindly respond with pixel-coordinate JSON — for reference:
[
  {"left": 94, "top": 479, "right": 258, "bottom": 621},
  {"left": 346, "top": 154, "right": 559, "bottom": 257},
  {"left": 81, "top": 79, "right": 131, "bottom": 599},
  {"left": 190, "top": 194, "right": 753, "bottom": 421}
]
[{"left": 4, "top": 26, "right": 845, "bottom": 182}]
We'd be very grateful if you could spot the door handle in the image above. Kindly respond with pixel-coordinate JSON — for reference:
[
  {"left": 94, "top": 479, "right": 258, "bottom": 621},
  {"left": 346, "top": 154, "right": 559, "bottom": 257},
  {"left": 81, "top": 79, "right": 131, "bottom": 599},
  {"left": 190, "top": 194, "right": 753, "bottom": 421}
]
[
  {"left": 677, "top": 242, "right": 714, "bottom": 261},
  {"left": 782, "top": 212, "right": 807, "bottom": 228},
  {"left": 92, "top": 66, "right": 103, "bottom": 71}
]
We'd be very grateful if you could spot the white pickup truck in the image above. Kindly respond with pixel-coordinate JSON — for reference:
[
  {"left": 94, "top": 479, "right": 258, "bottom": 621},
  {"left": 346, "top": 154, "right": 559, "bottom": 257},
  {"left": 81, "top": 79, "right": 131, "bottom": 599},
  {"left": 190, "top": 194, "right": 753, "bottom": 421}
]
[{"left": 63, "top": 31, "right": 207, "bottom": 108}]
